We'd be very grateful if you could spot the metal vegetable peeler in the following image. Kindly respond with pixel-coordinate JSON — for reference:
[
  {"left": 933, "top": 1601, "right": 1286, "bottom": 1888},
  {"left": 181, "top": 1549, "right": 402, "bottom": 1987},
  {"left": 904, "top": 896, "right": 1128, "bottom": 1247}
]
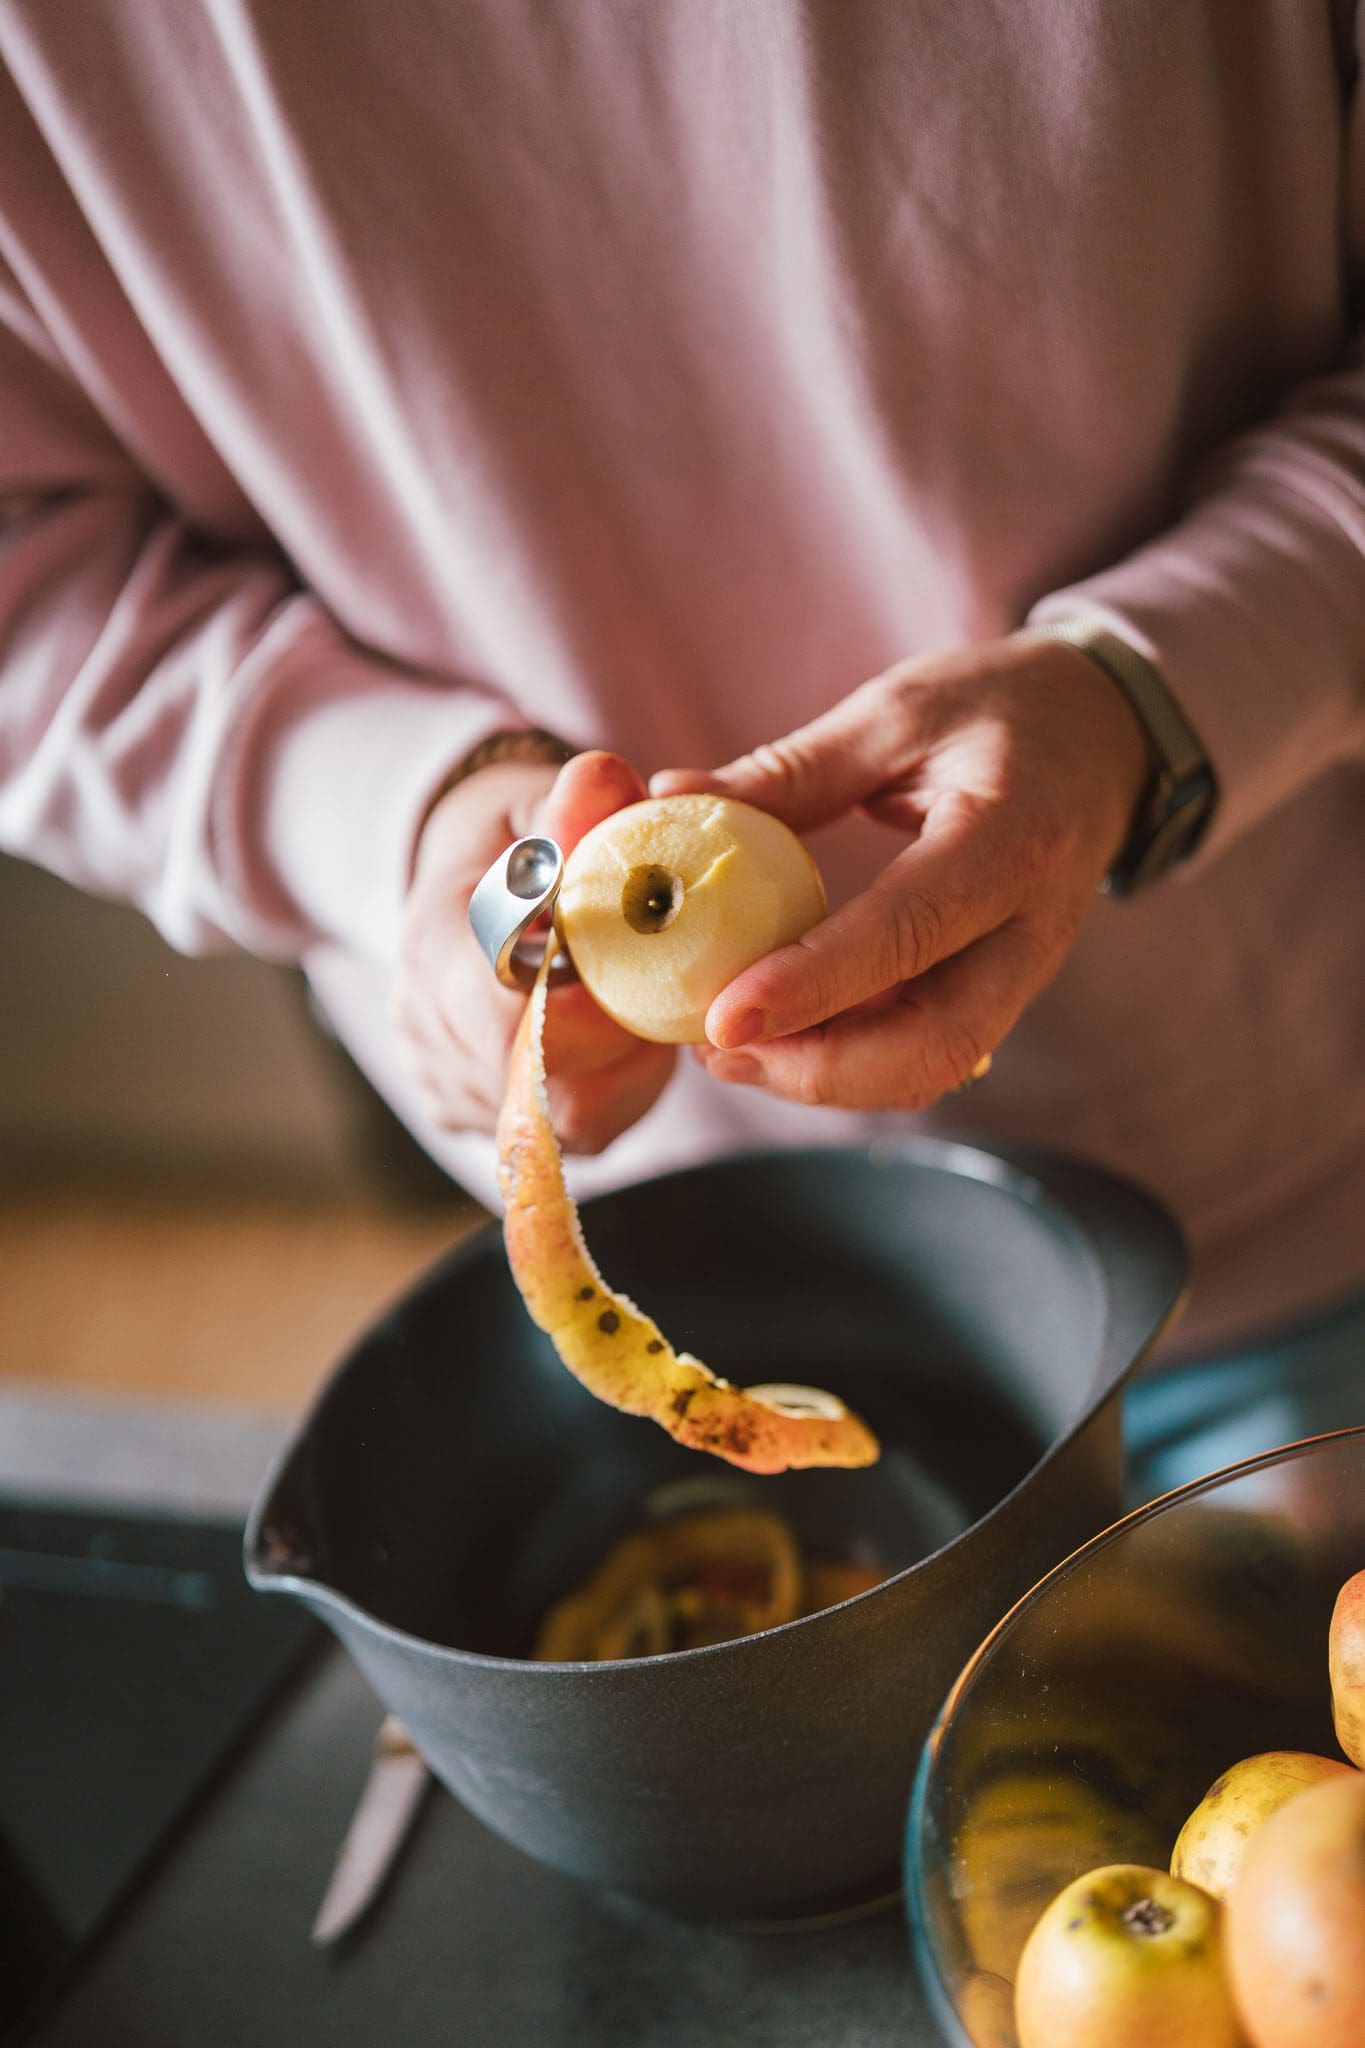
[{"left": 469, "top": 835, "right": 576, "bottom": 990}]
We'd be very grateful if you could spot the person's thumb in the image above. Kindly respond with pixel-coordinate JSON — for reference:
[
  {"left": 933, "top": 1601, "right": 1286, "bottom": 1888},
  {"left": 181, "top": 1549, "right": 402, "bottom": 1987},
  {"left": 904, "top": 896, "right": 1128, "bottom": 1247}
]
[
  {"left": 539, "top": 750, "right": 646, "bottom": 853},
  {"left": 649, "top": 677, "right": 909, "bottom": 833}
]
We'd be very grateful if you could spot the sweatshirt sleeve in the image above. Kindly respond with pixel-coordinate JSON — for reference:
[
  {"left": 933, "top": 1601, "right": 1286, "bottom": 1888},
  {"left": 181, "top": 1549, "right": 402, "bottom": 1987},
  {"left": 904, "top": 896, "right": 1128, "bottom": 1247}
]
[
  {"left": 1028, "top": 18, "right": 1365, "bottom": 867},
  {"left": 0, "top": 251, "right": 522, "bottom": 967}
]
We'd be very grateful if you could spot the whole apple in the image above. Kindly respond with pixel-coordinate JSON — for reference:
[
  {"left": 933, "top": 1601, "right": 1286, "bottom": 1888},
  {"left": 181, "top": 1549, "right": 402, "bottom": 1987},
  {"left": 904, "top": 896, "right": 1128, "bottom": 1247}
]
[
  {"left": 1172, "top": 1751, "right": 1354, "bottom": 1902},
  {"left": 1014, "top": 1863, "right": 1244, "bottom": 2048},
  {"left": 1226, "top": 1772, "right": 1365, "bottom": 2048},
  {"left": 1329, "top": 1567, "right": 1365, "bottom": 1768}
]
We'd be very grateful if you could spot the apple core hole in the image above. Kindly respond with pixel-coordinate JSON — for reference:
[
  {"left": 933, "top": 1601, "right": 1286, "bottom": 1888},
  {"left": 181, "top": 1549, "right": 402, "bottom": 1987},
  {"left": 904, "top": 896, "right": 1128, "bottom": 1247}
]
[{"left": 622, "top": 865, "right": 684, "bottom": 935}]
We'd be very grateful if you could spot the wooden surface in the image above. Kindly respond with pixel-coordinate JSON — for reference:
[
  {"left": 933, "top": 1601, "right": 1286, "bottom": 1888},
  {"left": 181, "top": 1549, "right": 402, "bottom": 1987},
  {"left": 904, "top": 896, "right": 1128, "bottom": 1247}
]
[{"left": 0, "top": 1187, "right": 485, "bottom": 1413}]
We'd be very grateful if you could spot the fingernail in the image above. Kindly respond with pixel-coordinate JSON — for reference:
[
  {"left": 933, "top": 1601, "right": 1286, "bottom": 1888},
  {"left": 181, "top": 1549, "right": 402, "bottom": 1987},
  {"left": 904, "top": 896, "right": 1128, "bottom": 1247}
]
[
  {"left": 650, "top": 770, "right": 723, "bottom": 797},
  {"left": 707, "top": 1053, "right": 761, "bottom": 1085},
  {"left": 713, "top": 1007, "right": 767, "bottom": 1049}
]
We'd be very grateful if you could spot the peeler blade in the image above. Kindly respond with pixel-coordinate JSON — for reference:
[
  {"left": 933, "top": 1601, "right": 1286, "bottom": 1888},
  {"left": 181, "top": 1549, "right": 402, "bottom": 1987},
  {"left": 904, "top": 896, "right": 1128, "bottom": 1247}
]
[{"left": 468, "top": 835, "right": 573, "bottom": 990}]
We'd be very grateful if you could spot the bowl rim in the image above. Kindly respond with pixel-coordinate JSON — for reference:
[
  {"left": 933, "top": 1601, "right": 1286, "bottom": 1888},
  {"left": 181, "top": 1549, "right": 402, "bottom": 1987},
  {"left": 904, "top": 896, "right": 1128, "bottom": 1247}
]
[
  {"left": 244, "top": 1136, "right": 1184, "bottom": 1676},
  {"left": 905, "top": 1421, "right": 1365, "bottom": 2048}
]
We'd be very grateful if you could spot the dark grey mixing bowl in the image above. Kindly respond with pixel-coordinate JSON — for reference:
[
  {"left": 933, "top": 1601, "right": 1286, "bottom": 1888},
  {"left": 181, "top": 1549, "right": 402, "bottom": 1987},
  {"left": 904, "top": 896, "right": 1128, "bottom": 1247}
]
[{"left": 246, "top": 1141, "right": 1184, "bottom": 1921}]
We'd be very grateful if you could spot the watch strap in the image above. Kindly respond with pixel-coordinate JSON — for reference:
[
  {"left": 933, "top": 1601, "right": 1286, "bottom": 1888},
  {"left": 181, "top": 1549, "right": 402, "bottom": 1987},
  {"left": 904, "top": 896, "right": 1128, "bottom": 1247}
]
[
  {"left": 410, "top": 727, "right": 576, "bottom": 877},
  {"left": 1025, "top": 617, "right": 1217, "bottom": 893}
]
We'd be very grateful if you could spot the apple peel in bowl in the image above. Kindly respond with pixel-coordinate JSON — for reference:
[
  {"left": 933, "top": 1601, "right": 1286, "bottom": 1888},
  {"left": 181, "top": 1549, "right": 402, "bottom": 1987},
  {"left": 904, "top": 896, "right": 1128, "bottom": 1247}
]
[
  {"left": 496, "top": 952, "right": 880, "bottom": 1474},
  {"left": 534, "top": 1506, "right": 803, "bottom": 1659}
]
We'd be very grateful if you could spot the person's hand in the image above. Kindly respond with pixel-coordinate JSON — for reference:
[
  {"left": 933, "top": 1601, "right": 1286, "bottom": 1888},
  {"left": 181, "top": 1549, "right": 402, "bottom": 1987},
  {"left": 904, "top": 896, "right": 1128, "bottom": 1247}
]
[
  {"left": 652, "top": 636, "right": 1153, "bottom": 1111},
  {"left": 393, "top": 749, "right": 675, "bottom": 1151}
]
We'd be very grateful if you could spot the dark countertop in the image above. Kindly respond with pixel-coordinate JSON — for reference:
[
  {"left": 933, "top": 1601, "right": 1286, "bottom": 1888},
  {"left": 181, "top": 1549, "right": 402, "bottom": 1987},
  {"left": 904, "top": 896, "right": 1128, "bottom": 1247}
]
[
  {"left": 7, "top": 1391, "right": 940, "bottom": 2048},
  {"left": 33, "top": 1645, "right": 934, "bottom": 2048}
]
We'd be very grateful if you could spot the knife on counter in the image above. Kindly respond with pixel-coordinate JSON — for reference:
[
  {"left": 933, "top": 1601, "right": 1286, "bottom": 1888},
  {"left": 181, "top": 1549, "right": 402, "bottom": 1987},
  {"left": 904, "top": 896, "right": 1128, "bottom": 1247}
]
[{"left": 312, "top": 1716, "right": 432, "bottom": 1946}]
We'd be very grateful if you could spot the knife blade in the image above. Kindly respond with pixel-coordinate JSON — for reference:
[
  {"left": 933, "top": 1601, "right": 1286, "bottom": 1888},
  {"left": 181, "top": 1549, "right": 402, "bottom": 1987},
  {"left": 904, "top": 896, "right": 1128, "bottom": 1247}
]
[{"left": 311, "top": 1715, "right": 432, "bottom": 1945}]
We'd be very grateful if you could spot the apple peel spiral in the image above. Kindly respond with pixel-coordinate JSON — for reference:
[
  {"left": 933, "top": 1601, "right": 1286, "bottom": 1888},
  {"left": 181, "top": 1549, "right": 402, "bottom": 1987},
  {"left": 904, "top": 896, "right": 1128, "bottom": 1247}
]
[{"left": 496, "top": 950, "right": 880, "bottom": 1475}]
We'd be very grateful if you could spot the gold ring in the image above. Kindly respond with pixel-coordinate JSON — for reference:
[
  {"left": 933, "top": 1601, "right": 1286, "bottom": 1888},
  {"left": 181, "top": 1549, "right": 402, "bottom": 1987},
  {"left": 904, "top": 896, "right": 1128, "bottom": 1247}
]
[{"left": 949, "top": 1052, "right": 993, "bottom": 1096}]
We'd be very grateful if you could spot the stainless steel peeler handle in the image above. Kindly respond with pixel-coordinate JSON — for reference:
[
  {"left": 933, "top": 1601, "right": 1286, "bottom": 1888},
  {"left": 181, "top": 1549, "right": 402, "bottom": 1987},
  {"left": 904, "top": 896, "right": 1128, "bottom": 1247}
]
[{"left": 468, "top": 835, "right": 575, "bottom": 990}]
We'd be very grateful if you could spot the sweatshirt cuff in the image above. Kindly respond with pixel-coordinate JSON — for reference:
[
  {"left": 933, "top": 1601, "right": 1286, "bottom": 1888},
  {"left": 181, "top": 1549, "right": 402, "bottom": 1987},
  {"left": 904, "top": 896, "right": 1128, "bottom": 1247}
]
[
  {"left": 213, "top": 612, "right": 523, "bottom": 964},
  {"left": 1027, "top": 467, "right": 1365, "bottom": 866}
]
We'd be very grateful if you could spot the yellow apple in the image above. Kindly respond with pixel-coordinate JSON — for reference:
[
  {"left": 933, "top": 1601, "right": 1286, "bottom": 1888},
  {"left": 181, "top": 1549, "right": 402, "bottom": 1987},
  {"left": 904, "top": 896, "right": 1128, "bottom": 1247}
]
[
  {"left": 1015, "top": 1864, "right": 1244, "bottom": 2048},
  {"left": 1172, "top": 1751, "right": 1354, "bottom": 1902},
  {"left": 554, "top": 794, "right": 826, "bottom": 1042}
]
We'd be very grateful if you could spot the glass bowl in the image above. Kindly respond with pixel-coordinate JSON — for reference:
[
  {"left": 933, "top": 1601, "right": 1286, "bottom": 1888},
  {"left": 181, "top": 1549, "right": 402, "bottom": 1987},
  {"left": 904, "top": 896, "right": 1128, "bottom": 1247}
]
[{"left": 906, "top": 1427, "right": 1365, "bottom": 2048}]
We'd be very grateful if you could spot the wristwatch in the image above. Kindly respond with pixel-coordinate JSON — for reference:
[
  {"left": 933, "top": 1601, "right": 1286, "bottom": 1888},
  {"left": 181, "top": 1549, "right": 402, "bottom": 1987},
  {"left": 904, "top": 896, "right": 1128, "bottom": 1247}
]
[
  {"left": 412, "top": 726, "right": 576, "bottom": 851},
  {"left": 1025, "top": 616, "right": 1218, "bottom": 895}
]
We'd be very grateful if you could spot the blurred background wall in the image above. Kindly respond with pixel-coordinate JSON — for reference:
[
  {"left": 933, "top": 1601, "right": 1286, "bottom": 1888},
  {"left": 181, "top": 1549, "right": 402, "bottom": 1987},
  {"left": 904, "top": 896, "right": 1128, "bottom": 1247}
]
[
  {"left": 1, "top": 853, "right": 477, "bottom": 1414},
  {"left": 1, "top": 853, "right": 367, "bottom": 1190}
]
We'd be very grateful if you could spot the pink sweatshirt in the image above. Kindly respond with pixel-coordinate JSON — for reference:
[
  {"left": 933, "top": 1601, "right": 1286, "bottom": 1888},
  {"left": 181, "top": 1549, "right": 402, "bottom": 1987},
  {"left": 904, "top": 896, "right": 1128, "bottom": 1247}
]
[{"left": 2, "top": 2, "right": 1363, "bottom": 1354}]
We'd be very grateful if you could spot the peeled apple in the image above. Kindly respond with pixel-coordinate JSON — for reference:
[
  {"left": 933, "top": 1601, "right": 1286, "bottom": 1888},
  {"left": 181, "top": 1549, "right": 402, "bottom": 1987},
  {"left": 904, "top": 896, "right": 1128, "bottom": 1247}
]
[{"left": 554, "top": 793, "right": 825, "bottom": 1043}]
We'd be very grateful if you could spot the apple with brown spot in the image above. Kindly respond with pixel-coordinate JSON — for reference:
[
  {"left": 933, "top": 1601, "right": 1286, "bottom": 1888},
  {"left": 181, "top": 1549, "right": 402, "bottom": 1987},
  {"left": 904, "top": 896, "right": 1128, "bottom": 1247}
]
[
  {"left": 1014, "top": 1863, "right": 1245, "bottom": 2048},
  {"left": 1172, "top": 1751, "right": 1354, "bottom": 1902}
]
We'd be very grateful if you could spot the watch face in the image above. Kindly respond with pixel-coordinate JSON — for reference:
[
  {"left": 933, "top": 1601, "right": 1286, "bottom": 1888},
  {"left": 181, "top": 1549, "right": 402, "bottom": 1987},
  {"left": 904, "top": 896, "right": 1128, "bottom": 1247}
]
[{"left": 1106, "top": 768, "right": 1216, "bottom": 896}]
